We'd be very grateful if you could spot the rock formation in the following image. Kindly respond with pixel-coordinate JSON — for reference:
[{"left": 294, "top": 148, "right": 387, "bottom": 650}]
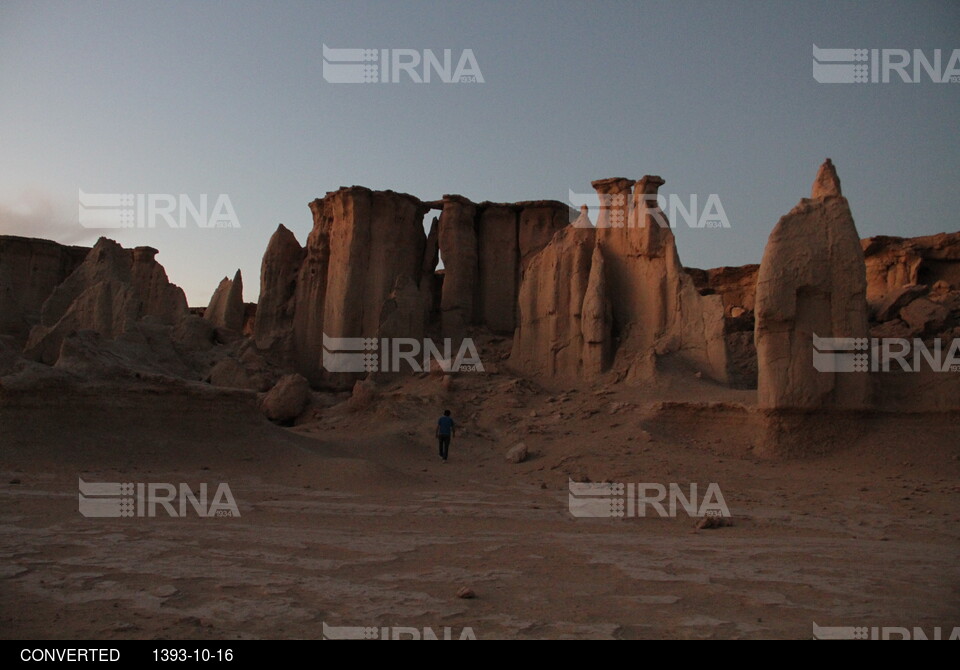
[
  {"left": 24, "top": 238, "right": 188, "bottom": 365},
  {"left": 755, "top": 159, "right": 870, "bottom": 410},
  {"left": 285, "top": 187, "right": 429, "bottom": 382},
  {"left": 2, "top": 166, "right": 955, "bottom": 435},
  {"left": 862, "top": 232, "right": 960, "bottom": 306},
  {"left": 510, "top": 207, "right": 608, "bottom": 379},
  {"left": 204, "top": 269, "right": 245, "bottom": 332},
  {"left": 253, "top": 187, "right": 568, "bottom": 385},
  {"left": 0, "top": 236, "right": 89, "bottom": 346},
  {"left": 436, "top": 197, "right": 567, "bottom": 339},
  {"left": 511, "top": 175, "right": 729, "bottom": 385}
]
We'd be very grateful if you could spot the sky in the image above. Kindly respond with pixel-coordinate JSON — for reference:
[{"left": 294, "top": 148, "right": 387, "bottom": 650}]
[{"left": 1, "top": 0, "right": 958, "bottom": 305}]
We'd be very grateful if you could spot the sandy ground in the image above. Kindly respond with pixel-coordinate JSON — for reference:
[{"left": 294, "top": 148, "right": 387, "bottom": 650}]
[{"left": 1, "top": 370, "right": 958, "bottom": 640}]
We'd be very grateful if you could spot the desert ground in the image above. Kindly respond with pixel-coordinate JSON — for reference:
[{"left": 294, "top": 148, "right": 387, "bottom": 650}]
[{"left": 2, "top": 365, "right": 957, "bottom": 640}]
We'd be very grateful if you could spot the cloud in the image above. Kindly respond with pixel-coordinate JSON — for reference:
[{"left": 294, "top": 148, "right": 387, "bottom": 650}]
[{"left": 0, "top": 189, "right": 100, "bottom": 246}]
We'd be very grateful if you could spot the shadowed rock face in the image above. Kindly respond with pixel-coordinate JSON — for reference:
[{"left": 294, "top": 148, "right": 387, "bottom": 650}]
[
  {"left": 254, "top": 224, "right": 304, "bottom": 352},
  {"left": 438, "top": 195, "right": 478, "bottom": 340},
  {"left": 24, "top": 237, "right": 188, "bottom": 365},
  {"left": 755, "top": 159, "right": 870, "bottom": 410},
  {"left": 436, "top": 197, "right": 567, "bottom": 338},
  {"left": 0, "top": 236, "right": 90, "bottom": 346},
  {"left": 241, "top": 170, "right": 951, "bottom": 396},
  {"left": 687, "top": 265, "right": 761, "bottom": 317},
  {"left": 477, "top": 204, "right": 519, "bottom": 334}
]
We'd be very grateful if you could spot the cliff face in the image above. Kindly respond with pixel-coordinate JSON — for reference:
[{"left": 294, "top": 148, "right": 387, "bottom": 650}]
[
  {"left": 251, "top": 172, "right": 955, "bottom": 392},
  {"left": 0, "top": 236, "right": 89, "bottom": 346},
  {"left": 253, "top": 188, "right": 568, "bottom": 383}
]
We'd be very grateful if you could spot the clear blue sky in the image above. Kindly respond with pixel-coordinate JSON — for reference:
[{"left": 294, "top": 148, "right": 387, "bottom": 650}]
[{"left": 1, "top": 0, "right": 958, "bottom": 305}]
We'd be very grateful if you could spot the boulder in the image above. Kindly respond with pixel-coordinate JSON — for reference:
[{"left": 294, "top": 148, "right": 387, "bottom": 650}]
[
  {"left": 870, "top": 319, "right": 914, "bottom": 340},
  {"left": 505, "top": 442, "right": 528, "bottom": 464},
  {"left": 260, "top": 373, "right": 311, "bottom": 423},
  {"left": 347, "top": 378, "right": 377, "bottom": 411}
]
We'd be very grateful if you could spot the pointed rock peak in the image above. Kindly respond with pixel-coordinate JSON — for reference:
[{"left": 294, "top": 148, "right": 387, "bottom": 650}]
[
  {"left": 92, "top": 237, "right": 124, "bottom": 253},
  {"left": 267, "top": 224, "right": 302, "bottom": 251},
  {"left": 93, "top": 236, "right": 117, "bottom": 248},
  {"left": 89, "top": 237, "right": 129, "bottom": 266},
  {"left": 232, "top": 269, "right": 242, "bottom": 284},
  {"left": 812, "top": 158, "right": 842, "bottom": 199},
  {"left": 572, "top": 204, "right": 593, "bottom": 228}
]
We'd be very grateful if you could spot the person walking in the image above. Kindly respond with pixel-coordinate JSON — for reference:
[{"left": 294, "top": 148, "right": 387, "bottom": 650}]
[{"left": 436, "top": 409, "right": 455, "bottom": 463}]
